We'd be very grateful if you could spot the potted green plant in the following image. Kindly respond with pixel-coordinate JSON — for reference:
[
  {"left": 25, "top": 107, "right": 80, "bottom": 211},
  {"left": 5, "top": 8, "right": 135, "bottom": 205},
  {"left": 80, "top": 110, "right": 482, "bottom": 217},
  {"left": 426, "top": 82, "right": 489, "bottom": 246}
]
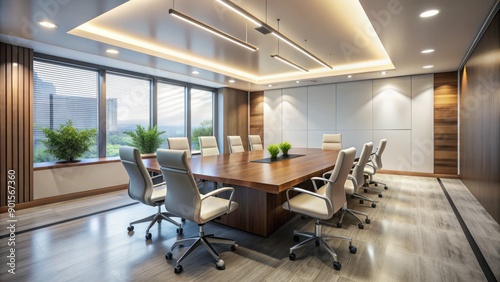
[
  {"left": 279, "top": 141, "right": 292, "bottom": 156},
  {"left": 267, "top": 144, "right": 280, "bottom": 159},
  {"left": 124, "top": 125, "right": 166, "bottom": 154},
  {"left": 40, "top": 120, "right": 97, "bottom": 163}
]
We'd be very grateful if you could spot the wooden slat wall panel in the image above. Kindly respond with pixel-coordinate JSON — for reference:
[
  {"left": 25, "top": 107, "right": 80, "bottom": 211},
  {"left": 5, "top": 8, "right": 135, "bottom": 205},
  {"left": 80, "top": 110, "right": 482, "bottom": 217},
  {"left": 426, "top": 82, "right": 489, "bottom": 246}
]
[
  {"left": 220, "top": 88, "right": 249, "bottom": 153},
  {"left": 460, "top": 11, "right": 500, "bottom": 223},
  {"left": 0, "top": 42, "right": 34, "bottom": 207},
  {"left": 434, "top": 72, "right": 458, "bottom": 175},
  {"left": 249, "top": 91, "right": 264, "bottom": 146}
]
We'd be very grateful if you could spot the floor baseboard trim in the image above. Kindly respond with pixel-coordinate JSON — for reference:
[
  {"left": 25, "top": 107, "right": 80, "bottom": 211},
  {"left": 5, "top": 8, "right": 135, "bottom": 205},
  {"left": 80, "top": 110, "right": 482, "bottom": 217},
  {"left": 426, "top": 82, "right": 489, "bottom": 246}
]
[{"left": 437, "top": 178, "right": 496, "bottom": 282}]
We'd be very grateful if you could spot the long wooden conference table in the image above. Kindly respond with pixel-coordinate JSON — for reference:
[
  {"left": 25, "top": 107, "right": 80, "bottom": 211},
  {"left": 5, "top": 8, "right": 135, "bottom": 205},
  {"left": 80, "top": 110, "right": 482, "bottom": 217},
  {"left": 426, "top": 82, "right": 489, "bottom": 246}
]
[{"left": 143, "top": 148, "right": 339, "bottom": 237}]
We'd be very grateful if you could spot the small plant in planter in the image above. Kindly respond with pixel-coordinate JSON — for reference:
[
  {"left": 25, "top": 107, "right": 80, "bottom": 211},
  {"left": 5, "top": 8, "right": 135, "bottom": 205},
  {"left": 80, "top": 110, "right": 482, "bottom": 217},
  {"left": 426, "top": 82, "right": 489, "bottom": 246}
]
[
  {"left": 267, "top": 144, "right": 280, "bottom": 159},
  {"left": 40, "top": 120, "right": 97, "bottom": 163},
  {"left": 124, "top": 125, "right": 166, "bottom": 154},
  {"left": 279, "top": 141, "right": 292, "bottom": 156}
]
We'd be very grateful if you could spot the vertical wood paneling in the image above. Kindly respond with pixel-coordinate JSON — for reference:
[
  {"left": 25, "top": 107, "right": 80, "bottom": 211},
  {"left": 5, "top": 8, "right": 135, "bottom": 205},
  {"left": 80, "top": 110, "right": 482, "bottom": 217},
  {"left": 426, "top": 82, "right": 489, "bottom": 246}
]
[
  {"left": 460, "top": 11, "right": 500, "bottom": 223},
  {"left": 434, "top": 72, "right": 458, "bottom": 175},
  {"left": 220, "top": 88, "right": 249, "bottom": 153},
  {"left": 0, "top": 42, "right": 34, "bottom": 207},
  {"left": 249, "top": 91, "right": 264, "bottom": 147}
]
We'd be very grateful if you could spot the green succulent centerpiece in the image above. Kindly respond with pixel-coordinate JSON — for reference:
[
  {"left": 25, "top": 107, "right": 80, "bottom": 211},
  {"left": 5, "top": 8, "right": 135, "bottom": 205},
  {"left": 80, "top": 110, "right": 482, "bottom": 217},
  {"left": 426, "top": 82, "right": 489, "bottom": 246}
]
[
  {"left": 40, "top": 120, "right": 97, "bottom": 163},
  {"left": 124, "top": 125, "right": 166, "bottom": 154},
  {"left": 267, "top": 144, "right": 280, "bottom": 159},
  {"left": 279, "top": 141, "right": 292, "bottom": 156}
]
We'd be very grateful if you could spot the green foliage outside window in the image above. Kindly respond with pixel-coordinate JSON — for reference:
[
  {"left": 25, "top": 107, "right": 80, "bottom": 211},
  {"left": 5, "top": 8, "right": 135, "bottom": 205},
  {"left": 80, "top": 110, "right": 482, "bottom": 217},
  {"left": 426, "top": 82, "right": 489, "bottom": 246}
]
[{"left": 191, "top": 119, "right": 213, "bottom": 150}]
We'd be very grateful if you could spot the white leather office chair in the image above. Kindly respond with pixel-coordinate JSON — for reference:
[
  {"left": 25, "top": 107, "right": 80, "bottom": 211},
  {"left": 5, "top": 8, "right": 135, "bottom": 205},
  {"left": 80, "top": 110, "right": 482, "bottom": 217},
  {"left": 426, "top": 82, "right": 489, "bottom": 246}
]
[
  {"left": 248, "top": 135, "right": 263, "bottom": 151},
  {"left": 227, "top": 136, "right": 245, "bottom": 153},
  {"left": 322, "top": 134, "right": 342, "bottom": 150},
  {"left": 167, "top": 137, "right": 206, "bottom": 189},
  {"left": 158, "top": 149, "right": 239, "bottom": 274},
  {"left": 119, "top": 146, "right": 182, "bottom": 240},
  {"left": 282, "top": 147, "right": 357, "bottom": 270},
  {"left": 364, "top": 139, "right": 388, "bottom": 197},
  {"left": 199, "top": 136, "right": 220, "bottom": 157},
  {"left": 333, "top": 142, "right": 375, "bottom": 229},
  {"left": 167, "top": 137, "right": 192, "bottom": 158}
]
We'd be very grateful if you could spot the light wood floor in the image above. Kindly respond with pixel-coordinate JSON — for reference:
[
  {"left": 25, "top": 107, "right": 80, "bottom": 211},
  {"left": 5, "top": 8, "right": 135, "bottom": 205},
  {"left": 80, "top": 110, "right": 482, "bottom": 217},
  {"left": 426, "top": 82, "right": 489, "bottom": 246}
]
[{"left": 1, "top": 175, "right": 499, "bottom": 281}]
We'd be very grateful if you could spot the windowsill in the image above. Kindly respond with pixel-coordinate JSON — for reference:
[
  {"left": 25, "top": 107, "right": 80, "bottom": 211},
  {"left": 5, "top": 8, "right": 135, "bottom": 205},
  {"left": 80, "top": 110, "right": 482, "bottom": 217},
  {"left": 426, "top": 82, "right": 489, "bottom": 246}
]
[{"left": 33, "top": 153, "right": 157, "bottom": 171}]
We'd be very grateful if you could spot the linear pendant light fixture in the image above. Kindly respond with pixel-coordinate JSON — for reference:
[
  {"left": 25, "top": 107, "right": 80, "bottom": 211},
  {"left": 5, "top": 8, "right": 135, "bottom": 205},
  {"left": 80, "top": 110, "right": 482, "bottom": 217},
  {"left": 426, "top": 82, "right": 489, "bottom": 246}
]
[
  {"left": 169, "top": 9, "right": 258, "bottom": 52},
  {"left": 271, "top": 54, "right": 308, "bottom": 72},
  {"left": 215, "top": 0, "right": 332, "bottom": 69}
]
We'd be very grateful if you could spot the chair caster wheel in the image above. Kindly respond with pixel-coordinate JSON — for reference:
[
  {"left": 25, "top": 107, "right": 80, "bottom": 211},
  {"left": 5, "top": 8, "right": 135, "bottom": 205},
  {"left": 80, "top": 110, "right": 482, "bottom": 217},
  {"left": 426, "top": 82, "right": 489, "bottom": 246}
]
[
  {"left": 358, "top": 223, "right": 364, "bottom": 229},
  {"left": 289, "top": 253, "right": 296, "bottom": 261},
  {"left": 374, "top": 183, "right": 378, "bottom": 187},
  {"left": 336, "top": 222, "right": 342, "bottom": 228},
  {"left": 371, "top": 203, "right": 377, "bottom": 208},
  {"left": 365, "top": 218, "right": 371, "bottom": 224},
  {"left": 127, "top": 226, "right": 134, "bottom": 232},
  {"left": 384, "top": 185, "right": 388, "bottom": 190},
  {"left": 364, "top": 189, "right": 368, "bottom": 193},
  {"left": 174, "top": 265, "right": 183, "bottom": 274},
  {"left": 165, "top": 252, "right": 173, "bottom": 260},
  {"left": 177, "top": 228, "right": 183, "bottom": 234},
  {"left": 378, "top": 193, "right": 383, "bottom": 198},
  {"left": 359, "top": 199, "right": 364, "bottom": 204},
  {"left": 349, "top": 245, "right": 357, "bottom": 254},
  {"left": 181, "top": 218, "right": 186, "bottom": 222},
  {"left": 231, "top": 244, "right": 237, "bottom": 251},
  {"left": 333, "top": 261, "right": 341, "bottom": 270},
  {"left": 350, "top": 195, "right": 355, "bottom": 199},
  {"left": 145, "top": 233, "right": 152, "bottom": 240},
  {"left": 315, "top": 240, "right": 320, "bottom": 247},
  {"left": 293, "top": 235, "right": 300, "bottom": 242},
  {"left": 216, "top": 260, "right": 225, "bottom": 270}
]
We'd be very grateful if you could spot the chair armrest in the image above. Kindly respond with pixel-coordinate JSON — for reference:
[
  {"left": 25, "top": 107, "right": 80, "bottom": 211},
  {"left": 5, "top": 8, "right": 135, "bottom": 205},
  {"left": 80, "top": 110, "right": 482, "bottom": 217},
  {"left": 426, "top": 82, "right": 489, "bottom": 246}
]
[
  {"left": 285, "top": 187, "right": 333, "bottom": 216},
  {"left": 201, "top": 187, "right": 236, "bottom": 213},
  {"left": 311, "top": 176, "right": 334, "bottom": 191},
  {"left": 347, "top": 174, "right": 358, "bottom": 188},
  {"left": 153, "top": 181, "right": 166, "bottom": 188},
  {"left": 322, "top": 171, "right": 333, "bottom": 180}
]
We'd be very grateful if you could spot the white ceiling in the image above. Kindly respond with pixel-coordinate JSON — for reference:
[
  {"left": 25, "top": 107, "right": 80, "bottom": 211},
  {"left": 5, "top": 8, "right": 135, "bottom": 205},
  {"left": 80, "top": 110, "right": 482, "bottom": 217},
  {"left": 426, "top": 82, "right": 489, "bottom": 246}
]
[{"left": 0, "top": 0, "right": 497, "bottom": 91}]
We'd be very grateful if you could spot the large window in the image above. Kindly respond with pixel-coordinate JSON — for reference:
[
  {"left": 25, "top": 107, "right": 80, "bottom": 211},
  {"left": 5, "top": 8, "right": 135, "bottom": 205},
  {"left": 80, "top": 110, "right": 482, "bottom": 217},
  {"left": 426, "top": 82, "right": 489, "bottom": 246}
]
[
  {"left": 157, "top": 82, "right": 185, "bottom": 148},
  {"left": 190, "top": 88, "right": 214, "bottom": 150},
  {"left": 33, "top": 61, "right": 98, "bottom": 162},
  {"left": 106, "top": 73, "right": 151, "bottom": 157},
  {"left": 32, "top": 57, "right": 216, "bottom": 163}
]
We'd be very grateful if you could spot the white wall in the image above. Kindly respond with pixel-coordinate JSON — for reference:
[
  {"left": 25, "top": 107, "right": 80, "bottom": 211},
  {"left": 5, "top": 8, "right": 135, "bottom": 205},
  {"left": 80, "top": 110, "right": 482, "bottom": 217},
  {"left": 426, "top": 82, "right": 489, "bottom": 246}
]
[
  {"left": 34, "top": 162, "right": 129, "bottom": 199},
  {"left": 263, "top": 74, "right": 434, "bottom": 173}
]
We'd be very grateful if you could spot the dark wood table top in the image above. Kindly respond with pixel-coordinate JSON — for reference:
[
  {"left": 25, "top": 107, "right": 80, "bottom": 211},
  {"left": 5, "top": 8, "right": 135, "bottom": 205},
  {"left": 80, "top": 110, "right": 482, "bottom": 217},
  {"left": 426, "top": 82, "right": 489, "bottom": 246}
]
[{"left": 143, "top": 148, "right": 339, "bottom": 194}]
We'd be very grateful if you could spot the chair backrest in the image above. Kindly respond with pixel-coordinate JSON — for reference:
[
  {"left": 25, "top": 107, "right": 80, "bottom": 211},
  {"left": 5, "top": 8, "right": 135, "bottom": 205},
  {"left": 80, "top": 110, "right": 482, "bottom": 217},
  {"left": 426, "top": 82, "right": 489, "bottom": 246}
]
[
  {"left": 119, "top": 146, "right": 155, "bottom": 206},
  {"left": 199, "top": 136, "right": 220, "bottom": 157},
  {"left": 322, "top": 134, "right": 342, "bottom": 150},
  {"left": 351, "top": 142, "right": 373, "bottom": 188},
  {"left": 372, "top": 139, "right": 387, "bottom": 171},
  {"left": 248, "top": 135, "right": 263, "bottom": 151},
  {"left": 227, "top": 136, "right": 245, "bottom": 153},
  {"left": 157, "top": 149, "right": 202, "bottom": 223},
  {"left": 167, "top": 137, "right": 191, "bottom": 158},
  {"left": 324, "top": 147, "right": 356, "bottom": 215}
]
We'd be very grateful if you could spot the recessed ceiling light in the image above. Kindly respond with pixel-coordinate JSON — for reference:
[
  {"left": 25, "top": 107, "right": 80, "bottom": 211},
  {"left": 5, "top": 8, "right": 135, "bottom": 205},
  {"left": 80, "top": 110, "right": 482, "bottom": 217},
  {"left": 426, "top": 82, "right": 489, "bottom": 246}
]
[
  {"left": 347, "top": 75, "right": 352, "bottom": 78},
  {"left": 420, "top": 9, "right": 439, "bottom": 18},
  {"left": 192, "top": 71, "right": 200, "bottom": 75},
  {"left": 422, "top": 65, "right": 434, "bottom": 69},
  {"left": 295, "top": 81, "right": 300, "bottom": 83},
  {"left": 12, "top": 63, "right": 18, "bottom": 67},
  {"left": 421, "top": 49, "right": 435, "bottom": 54},
  {"left": 268, "top": 84, "right": 273, "bottom": 87},
  {"left": 228, "top": 79, "right": 235, "bottom": 83},
  {"left": 381, "top": 71, "right": 387, "bottom": 75},
  {"left": 38, "top": 21, "right": 58, "bottom": 28},
  {"left": 106, "top": 49, "right": 119, "bottom": 54}
]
